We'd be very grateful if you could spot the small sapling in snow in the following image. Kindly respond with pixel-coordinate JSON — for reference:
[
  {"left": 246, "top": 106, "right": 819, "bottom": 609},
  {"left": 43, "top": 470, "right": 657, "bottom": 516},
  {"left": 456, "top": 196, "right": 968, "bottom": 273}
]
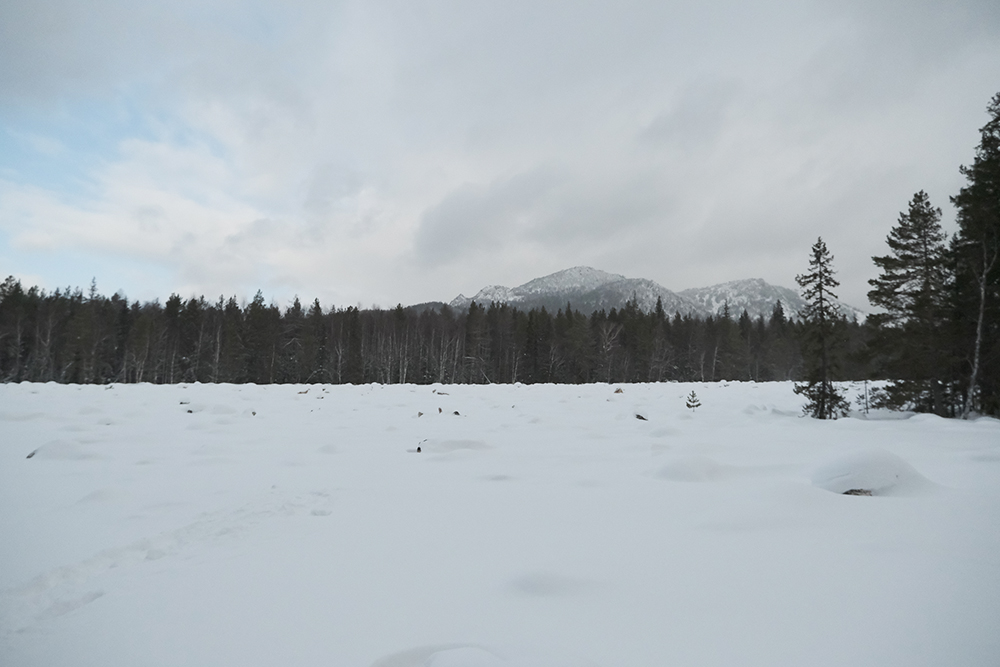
[{"left": 685, "top": 390, "right": 701, "bottom": 412}]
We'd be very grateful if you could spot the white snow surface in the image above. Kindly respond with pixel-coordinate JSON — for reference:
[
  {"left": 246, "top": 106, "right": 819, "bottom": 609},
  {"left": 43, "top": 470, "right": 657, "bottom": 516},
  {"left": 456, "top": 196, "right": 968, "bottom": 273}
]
[{"left": 2, "top": 381, "right": 999, "bottom": 667}]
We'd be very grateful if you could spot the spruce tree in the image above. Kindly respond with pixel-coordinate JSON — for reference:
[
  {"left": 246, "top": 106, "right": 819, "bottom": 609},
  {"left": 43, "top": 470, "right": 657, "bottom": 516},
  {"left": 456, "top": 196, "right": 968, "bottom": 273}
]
[
  {"left": 951, "top": 92, "right": 1000, "bottom": 417},
  {"left": 867, "top": 191, "right": 951, "bottom": 414},
  {"left": 765, "top": 300, "right": 796, "bottom": 380},
  {"left": 794, "top": 238, "right": 849, "bottom": 419}
]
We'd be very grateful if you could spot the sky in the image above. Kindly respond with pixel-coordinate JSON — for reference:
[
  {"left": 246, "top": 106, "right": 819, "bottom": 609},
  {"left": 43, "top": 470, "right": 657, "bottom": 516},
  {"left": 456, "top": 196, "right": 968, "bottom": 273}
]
[{"left": 1, "top": 0, "right": 999, "bottom": 311}]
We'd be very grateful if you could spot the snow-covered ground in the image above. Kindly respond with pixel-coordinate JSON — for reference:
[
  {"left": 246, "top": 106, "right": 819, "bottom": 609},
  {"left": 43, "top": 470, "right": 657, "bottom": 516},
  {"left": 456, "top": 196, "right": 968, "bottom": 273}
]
[{"left": 2, "top": 381, "right": 998, "bottom": 667}]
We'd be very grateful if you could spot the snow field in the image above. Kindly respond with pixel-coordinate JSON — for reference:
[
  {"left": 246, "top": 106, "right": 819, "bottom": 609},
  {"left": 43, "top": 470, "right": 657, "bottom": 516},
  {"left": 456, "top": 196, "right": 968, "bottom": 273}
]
[{"left": 1, "top": 381, "right": 999, "bottom": 666}]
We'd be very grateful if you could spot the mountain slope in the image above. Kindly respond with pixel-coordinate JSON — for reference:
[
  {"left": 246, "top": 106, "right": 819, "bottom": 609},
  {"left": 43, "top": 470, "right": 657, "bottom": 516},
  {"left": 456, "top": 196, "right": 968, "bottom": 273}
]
[
  {"left": 582, "top": 278, "right": 702, "bottom": 316},
  {"left": 448, "top": 267, "right": 865, "bottom": 319},
  {"left": 450, "top": 267, "right": 702, "bottom": 315},
  {"left": 680, "top": 278, "right": 865, "bottom": 321},
  {"left": 516, "top": 266, "right": 625, "bottom": 297}
]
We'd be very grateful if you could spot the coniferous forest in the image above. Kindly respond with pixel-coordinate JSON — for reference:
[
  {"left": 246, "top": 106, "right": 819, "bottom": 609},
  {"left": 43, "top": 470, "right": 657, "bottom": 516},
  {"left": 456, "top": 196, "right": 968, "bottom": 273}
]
[
  {"left": 0, "top": 279, "right": 856, "bottom": 387},
  {"left": 1, "top": 93, "right": 997, "bottom": 417}
]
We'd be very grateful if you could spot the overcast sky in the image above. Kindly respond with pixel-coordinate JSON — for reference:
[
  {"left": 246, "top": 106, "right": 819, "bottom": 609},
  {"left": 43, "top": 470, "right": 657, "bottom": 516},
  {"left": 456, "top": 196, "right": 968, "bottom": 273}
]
[{"left": 2, "top": 0, "right": 998, "bottom": 310}]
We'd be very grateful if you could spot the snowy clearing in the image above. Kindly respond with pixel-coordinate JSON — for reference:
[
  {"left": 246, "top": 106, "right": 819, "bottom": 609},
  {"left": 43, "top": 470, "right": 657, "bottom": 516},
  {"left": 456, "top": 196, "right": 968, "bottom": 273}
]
[{"left": 2, "top": 381, "right": 999, "bottom": 667}]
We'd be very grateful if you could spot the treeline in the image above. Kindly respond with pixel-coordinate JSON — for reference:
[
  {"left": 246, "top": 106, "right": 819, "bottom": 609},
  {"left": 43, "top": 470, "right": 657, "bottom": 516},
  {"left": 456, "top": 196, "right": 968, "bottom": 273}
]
[{"left": 0, "top": 279, "right": 869, "bottom": 387}]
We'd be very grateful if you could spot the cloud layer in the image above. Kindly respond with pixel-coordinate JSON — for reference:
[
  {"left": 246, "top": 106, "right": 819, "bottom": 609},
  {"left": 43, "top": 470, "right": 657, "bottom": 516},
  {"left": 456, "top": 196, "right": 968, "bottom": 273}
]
[{"left": 2, "top": 0, "right": 999, "bottom": 308}]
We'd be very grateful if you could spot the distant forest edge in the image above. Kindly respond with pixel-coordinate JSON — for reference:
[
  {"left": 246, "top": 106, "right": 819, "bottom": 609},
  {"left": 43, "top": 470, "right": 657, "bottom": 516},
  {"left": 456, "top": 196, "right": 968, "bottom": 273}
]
[{"left": 0, "top": 277, "right": 849, "bottom": 387}]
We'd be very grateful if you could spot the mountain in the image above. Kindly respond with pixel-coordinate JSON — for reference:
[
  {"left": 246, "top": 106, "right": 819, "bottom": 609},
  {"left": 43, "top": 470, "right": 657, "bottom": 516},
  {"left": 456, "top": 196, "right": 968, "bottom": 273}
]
[
  {"left": 449, "top": 267, "right": 703, "bottom": 316},
  {"left": 679, "top": 278, "right": 865, "bottom": 321},
  {"left": 447, "top": 267, "right": 866, "bottom": 320},
  {"left": 516, "top": 266, "right": 625, "bottom": 298},
  {"left": 679, "top": 279, "right": 803, "bottom": 320}
]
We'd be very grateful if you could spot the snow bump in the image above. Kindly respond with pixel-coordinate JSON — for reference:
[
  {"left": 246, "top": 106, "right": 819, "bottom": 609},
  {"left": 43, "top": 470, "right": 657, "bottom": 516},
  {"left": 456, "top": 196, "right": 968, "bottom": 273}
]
[
  {"left": 26, "top": 440, "right": 100, "bottom": 460},
  {"left": 811, "top": 449, "right": 936, "bottom": 496},
  {"left": 657, "top": 456, "right": 726, "bottom": 482}
]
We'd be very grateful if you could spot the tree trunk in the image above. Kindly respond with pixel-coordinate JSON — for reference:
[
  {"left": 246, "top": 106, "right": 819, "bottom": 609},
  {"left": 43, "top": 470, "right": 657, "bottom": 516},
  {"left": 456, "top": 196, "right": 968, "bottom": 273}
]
[{"left": 963, "top": 241, "right": 998, "bottom": 419}]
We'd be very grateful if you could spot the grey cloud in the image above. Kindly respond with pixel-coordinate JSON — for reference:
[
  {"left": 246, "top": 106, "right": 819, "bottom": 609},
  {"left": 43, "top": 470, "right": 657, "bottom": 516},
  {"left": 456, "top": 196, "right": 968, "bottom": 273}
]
[
  {"left": 639, "top": 80, "right": 741, "bottom": 153},
  {"left": 524, "top": 172, "right": 671, "bottom": 248},
  {"left": 414, "top": 169, "right": 563, "bottom": 266},
  {"left": 131, "top": 205, "right": 166, "bottom": 232},
  {"left": 414, "top": 161, "right": 674, "bottom": 269},
  {"left": 786, "top": 0, "right": 1000, "bottom": 118},
  {"left": 0, "top": 0, "right": 338, "bottom": 107},
  {"left": 3, "top": 0, "right": 1000, "bottom": 309},
  {"left": 828, "top": 0, "right": 1000, "bottom": 45},
  {"left": 302, "top": 163, "right": 364, "bottom": 219}
]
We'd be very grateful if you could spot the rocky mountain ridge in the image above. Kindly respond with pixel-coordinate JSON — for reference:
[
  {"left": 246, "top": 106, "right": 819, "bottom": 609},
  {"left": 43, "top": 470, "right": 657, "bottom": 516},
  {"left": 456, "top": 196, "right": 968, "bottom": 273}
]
[{"left": 449, "top": 267, "right": 864, "bottom": 320}]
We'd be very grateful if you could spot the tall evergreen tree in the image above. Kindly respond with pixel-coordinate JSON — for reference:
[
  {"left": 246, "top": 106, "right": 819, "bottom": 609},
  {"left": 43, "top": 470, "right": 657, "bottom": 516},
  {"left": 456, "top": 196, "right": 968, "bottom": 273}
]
[
  {"left": 867, "top": 191, "right": 951, "bottom": 414},
  {"left": 951, "top": 92, "right": 1000, "bottom": 417},
  {"left": 0, "top": 277, "right": 28, "bottom": 381},
  {"left": 302, "top": 299, "right": 328, "bottom": 383},
  {"left": 794, "top": 238, "right": 849, "bottom": 418}
]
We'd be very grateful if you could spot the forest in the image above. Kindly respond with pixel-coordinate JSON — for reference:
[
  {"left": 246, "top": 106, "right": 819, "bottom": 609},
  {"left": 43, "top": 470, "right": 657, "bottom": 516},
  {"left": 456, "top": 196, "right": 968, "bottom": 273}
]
[{"left": 0, "top": 279, "right": 868, "bottom": 389}]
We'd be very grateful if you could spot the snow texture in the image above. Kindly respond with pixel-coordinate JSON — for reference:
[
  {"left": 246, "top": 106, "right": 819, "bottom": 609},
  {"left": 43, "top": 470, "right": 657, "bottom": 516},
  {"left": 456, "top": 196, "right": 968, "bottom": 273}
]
[{"left": 1, "top": 381, "right": 998, "bottom": 667}]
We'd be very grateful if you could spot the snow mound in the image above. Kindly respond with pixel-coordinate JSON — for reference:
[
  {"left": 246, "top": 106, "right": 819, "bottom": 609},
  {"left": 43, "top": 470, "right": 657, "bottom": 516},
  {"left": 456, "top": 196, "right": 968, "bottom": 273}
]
[
  {"left": 657, "top": 456, "right": 725, "bottom": 482},
  {"left": 371, "top": 644, "right": 589, "bottom": 667},
  {"left": 27, "top": 440, "right": 99, "bottom": 460},
  {"left": 811, "top": 449, "right": 935, "bottom": 496},
  {"left": 422, "top": 439, "right": 491, "bottom": 453},
  {"left": 370, "top": 644, "right": 468, "bottom": 667},
  {"left": 425, "top": 647, "right": 506, "bottom": 666},
  {"left": 509, "top": 572, "right": 594, "bottom": 597}
]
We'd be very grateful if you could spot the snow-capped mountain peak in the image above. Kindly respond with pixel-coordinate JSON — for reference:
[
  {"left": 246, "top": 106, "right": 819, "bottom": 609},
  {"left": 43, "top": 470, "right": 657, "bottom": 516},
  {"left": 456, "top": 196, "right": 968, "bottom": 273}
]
[
  {"left": 450, "top": 266, "right": 697, "bottom": 314},
  {"left": 449, "top": 267, "right": 866, "bottom": 319},
  {"left": 450, "top": 266, "right": 626, "bottom": 309},
  {"left": 680, "top": 278, "right": 865, "bottom": 321},
  {"left": 516, "top": 266, "right": 625, "bottom": 296}
]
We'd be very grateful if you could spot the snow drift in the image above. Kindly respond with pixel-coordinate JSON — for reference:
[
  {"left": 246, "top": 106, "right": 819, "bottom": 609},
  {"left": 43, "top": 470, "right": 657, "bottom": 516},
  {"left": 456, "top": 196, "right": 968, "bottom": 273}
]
[
  {"left": 811, "top": 449, "right": 937, "bottom": 496},
  {"left": 1, "top": 381, "right": 998, "bottom": 667}
]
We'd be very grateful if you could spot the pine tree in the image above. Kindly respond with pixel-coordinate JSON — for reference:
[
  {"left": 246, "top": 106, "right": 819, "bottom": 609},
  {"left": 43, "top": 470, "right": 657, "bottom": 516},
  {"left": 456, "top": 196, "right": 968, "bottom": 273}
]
[
  {"left": 794, "top": 238, "right": 849, "bottom": 419},
  {"left": 765, "top": 300, "right": 798, "bottom": 381},
  {"left": 951, "top": 92, "right": 1000, "bottom": 417},
  {"left": 867, "top": 191, "right": 951, "bottom": 414},
  {"left": 685, "top": 390, "right": 701, "bottom": 411}
]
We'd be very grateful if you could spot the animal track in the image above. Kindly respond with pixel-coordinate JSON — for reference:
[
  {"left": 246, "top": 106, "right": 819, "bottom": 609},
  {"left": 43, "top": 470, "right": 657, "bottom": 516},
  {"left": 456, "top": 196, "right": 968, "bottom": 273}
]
[{"left": 0, "top": 489, "right": 334, "bottom": 637}]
